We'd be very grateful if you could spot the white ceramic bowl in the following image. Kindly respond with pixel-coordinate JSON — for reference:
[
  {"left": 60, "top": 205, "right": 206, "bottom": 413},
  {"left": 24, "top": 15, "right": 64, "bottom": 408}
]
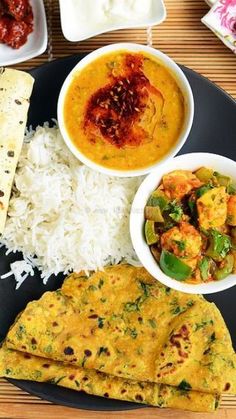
[
  {"left": 58, "top": 43, "right": 194, "bottom": 178},
  {"left": 0, "top": 0, "right": 47, "bottom": 66},
  {"left": 130, "top": 153, "right": 236, "bottom": 294},
  {"left": 59, "top": 0, "right": 166, "bottom": 42}
]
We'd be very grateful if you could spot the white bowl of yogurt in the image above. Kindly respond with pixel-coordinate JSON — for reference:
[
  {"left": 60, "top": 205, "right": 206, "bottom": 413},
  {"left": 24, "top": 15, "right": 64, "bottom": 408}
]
[{"left": 59, "top": 0, "right": 166, "bottom": 42}]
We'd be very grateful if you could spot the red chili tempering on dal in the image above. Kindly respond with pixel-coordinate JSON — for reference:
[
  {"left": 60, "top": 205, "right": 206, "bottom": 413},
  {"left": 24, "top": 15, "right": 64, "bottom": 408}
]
[{"left": 84, "top": 54, "right": 164, "bottom": 148}]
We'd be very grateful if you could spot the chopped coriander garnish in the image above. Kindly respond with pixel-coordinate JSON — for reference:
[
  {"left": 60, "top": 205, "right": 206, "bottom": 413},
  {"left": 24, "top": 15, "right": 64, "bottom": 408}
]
[
  {"left": 174, "top": 240, "right": 186, "bottom": 252},
  {"left": 167, "top": 200, "right": 183, "bottom": 222}
]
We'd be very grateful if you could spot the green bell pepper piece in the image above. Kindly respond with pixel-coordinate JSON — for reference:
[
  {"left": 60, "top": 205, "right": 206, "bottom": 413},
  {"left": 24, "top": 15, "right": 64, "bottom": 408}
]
[
  {"left": 145, "top": 206, "right": 164, "bottom": 222},
  {"left": 160, "top": 250, "right": 192, "bottom": 281},
  {"left": 206, "top": 229, "right": 231, "bottom": 262},
  {"left": 195, "top": 167, "right": 214, "bottom": 183},
  {"left": 147, "top": 190, "right": 169, "bottom": 211},
  {"left": 215, "top": 254, "right": 234, "bottom": 280},
  {"left": 213, "top": 171, "right": 232, "bottom": 187},
  {"left": 227, "top": 183, "right": 236, "bottom": 195},
  {"left": 145, "top": 220, "right": 158, "bottom": 245}
]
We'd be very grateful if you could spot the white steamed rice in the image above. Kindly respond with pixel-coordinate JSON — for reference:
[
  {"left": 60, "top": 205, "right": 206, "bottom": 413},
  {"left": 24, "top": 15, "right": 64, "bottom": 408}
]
[{"left": 0, "top": 124, "right": 143, "bottom": 288}]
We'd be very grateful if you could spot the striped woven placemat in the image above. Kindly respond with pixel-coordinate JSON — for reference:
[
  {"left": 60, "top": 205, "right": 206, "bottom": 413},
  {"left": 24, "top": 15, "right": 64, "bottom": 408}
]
[{"left": 13, "top": 0, "right": 236, "bottom": 99}]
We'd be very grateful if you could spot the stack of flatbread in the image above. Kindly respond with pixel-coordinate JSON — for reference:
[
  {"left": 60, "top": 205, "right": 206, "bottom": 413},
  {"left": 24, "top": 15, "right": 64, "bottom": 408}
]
[{"left": 1, "top": 265, "right": 236, "bottom": 412}]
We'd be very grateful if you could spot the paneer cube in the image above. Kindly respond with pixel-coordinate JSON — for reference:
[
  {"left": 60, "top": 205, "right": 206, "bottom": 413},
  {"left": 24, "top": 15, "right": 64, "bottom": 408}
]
[
  {"left": 197, "top": 187, "right": 227, "bottom": 230},
  {"left": 162, "top": 170, "right": 202, "bottom": 199}
]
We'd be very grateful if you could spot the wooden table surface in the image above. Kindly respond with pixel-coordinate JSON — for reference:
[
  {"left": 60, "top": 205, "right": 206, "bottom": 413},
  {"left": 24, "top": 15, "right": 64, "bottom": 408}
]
[{"left": 1, "top": 0, "right": 236, "bottom": 418}]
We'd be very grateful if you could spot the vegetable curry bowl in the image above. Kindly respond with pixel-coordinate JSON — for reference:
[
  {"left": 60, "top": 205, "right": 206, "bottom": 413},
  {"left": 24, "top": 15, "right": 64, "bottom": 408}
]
[
  {"left": 58, "top": 43, "right": 194, "bottom": 177},
  {"left": 130, "top": 153, "right": 236, "bottom": 294}
]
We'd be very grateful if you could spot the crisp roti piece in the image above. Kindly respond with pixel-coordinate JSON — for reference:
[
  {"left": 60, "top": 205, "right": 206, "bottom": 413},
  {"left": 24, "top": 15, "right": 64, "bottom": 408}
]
[
  {"left": 5, "top": 266, "right": 236, "bottom": 395},
  {"left": 0, "top": 67, "right": 34, "bottom": 234},
  {"left": 0, "top": 343, "right": 219, "bottom": 412}
]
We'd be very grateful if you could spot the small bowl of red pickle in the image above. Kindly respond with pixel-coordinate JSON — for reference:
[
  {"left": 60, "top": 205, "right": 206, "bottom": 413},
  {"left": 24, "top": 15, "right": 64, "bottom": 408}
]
[{"left": 0, "top": 0, "right": 47, "bottom": 66}]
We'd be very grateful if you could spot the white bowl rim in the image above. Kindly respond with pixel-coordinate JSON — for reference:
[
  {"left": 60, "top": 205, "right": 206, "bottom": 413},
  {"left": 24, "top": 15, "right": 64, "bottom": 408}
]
[
  {"left": 57, "top": 43, "right": 194, "bottom": 178},
  {"left": 130, "top": 152, "right": 236, "bottom": 294}
]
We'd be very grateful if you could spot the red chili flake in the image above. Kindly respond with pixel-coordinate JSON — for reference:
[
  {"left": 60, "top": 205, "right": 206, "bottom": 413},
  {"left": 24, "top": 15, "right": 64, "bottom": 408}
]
[
  {"left": 84, "top": 349, "right": 92, "bottom": 357},
  {"left": 69, "top": 374, "right": 75, "bottom": 380},
  {"left": 52, "top": 321, "right": 58, "bottom": 327},
  {"left": 103, "top": 392, "right": 109, "bottom": 398},
  {"left": 24, "top": 354, "right": 31, "bottom": 359},
  {"left": 31, "top": 338, "right": 37, "bottom": 345},
  {"left": 84, "top": 53, "right": 164, "bottom": 148},
  {"left": 121, "top": 389, "right": 127, "bottom": 394}
]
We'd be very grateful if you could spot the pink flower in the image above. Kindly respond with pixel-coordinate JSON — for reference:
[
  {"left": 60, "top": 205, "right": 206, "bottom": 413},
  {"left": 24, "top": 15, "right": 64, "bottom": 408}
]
[{"left": 215, "top": 0, "right": 236, "bottom": 34}]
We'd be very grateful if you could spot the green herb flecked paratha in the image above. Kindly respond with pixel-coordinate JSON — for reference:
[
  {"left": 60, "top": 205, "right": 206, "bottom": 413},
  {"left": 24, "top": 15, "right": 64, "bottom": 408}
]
[
  {"left": 5, "top": 265, "right": 236, "bottom": 395},
  {"left": 0, "top": 342, "right": 219, "bottom": 412}
]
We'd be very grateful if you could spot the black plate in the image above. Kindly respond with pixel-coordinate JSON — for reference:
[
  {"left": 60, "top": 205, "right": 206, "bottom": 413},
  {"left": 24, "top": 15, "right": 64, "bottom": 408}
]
[{"left": 0, "top": 54, "right": 236, "bottom": 411}]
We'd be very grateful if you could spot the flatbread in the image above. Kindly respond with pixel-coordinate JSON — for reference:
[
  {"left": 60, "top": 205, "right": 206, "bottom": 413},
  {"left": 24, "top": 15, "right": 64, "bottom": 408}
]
[
  {"left": 0, "top": 343, "right": 219, "bottom": 412},
  {"left": 0, "top": 68, "right": 34, "bottom": 234},
  {"left": 5, "top": 265, "right": 236, "bottom": 394}
]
